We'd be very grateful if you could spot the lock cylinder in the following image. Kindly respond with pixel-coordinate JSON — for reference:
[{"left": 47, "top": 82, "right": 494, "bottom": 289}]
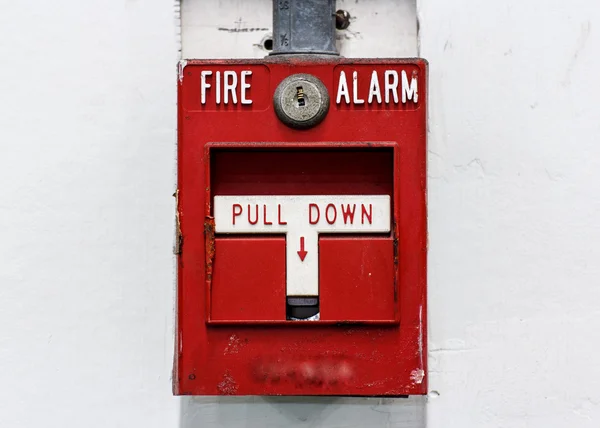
[{"left": 273, "top": 73, "right": 330, "bottom": 129}]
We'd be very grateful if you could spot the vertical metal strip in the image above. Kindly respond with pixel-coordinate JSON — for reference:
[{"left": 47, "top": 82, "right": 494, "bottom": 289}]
[{"left": 271, "top": 0, "right": 338, "bottom": 55}]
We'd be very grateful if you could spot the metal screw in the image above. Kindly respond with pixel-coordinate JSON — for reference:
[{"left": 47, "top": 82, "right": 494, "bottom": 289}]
[
  {"left": 273, "top": 74, "right": 330, "bottom": 129},
  {"left": 335, "top": 10, "right": 351, "bottom": 30}
]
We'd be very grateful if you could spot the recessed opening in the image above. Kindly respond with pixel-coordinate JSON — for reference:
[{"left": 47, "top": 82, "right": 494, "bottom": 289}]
[
  {"left": 208, "top": 146, "right": 396, "bottom": 323},
  {"left": 286, "top": 297, "right": 319, "bottom": 320},
  {"left": 263, "top": 38, "right": 273, "bottom": 51},
  {"left": 210, "top": 148, "right": 394, "bottom": 197}
]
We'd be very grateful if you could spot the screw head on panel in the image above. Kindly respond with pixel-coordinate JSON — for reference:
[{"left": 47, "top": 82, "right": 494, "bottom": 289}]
[{"left": 335, "top": 10, "right": 351, "bottom": 30}]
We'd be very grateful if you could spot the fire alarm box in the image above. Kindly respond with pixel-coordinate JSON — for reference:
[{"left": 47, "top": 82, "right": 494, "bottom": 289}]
[{"left": 175, "top": 57, "right": 427, "bottom": 396}]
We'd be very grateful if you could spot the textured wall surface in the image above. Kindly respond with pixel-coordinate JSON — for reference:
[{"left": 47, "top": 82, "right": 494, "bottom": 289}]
[
  {"left": 420, "top": 1, "right": 600, "bottom": 426},
  {"left": 0, "top": 1, "right": 179, "bottom": 427},
  {"left": 2, "top": 0, "right": 599, "bottom": 427}
]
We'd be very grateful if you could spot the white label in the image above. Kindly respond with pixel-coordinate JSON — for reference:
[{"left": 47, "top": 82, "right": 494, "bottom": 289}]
[
  {"left": 214, "top": 195, "right": 391, "bottom": 296},
  {"left": 200, "top": 70, "right": 253, "bottom": 105},
  {"left": 336, "top": 69, "right": 418, "bottom": 105}
]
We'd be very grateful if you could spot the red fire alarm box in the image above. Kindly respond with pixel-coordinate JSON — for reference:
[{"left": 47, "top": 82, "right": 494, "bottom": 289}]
[{"left": 175, "top": 57, "right": 427, "bottom": 396}]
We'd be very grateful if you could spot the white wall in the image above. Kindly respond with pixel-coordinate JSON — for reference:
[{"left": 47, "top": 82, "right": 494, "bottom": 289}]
[
  {"left": 181, "top": 0, "right": 417, "bottom": 58},
  {"left": 0, "top": 1, "right": 179, "bottom": 427},
  {"left": 2, "top": 0, "right": 600, "bottom": 427},
  {"left": 421, "top": 1, "right": 600, "bottom": 426}
]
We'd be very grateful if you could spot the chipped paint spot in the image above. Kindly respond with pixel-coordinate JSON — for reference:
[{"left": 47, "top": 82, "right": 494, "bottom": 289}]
[
  {"left": 178, "top": 59, "right": 188, "bottom": 83},
  {"left": 217, "top": 371, "right": 238, "bottom": 395},
  {"left": 364, "top": 380, "right": 385, "bottom": 388},
  {"left": 224, "top": 333, "right": 247, "bottom": 355},
  {"left": 410, "top": 369, "right": 425, "bottom": 384}
]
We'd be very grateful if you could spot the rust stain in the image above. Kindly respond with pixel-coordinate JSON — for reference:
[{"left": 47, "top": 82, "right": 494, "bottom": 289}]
[
  {"left": 217, "top": 371, "right": 238, "bottom": 395},
  {"left": 171, "top": 369, "right": 180, "bottom": 395},
  {"left": 204, "top": 216, "right": 215, "bottom": 282},
  {"left": 174, "top": 189, "right": 183, "bottom": 255}
]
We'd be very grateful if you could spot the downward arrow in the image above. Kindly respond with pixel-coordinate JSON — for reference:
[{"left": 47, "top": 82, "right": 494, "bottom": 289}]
[{"left": 297, "top": 236, "right": 307, "bottom": 261}]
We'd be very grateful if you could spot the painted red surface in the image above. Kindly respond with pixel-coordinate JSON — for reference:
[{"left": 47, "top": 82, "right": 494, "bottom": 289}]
[
  {"left": 319, "top": 237, "right": 396, "bottom": 322},
  {"left": 176, "top": 58, "right": 427, "bottom": 396},
  {"left": 211, "top": 237, "right": 286, "bottom": 321}
]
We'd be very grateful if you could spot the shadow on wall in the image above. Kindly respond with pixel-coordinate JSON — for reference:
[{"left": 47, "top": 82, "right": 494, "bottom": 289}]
[{"left": 180, "top": 396, "right": 426, "bottom": 427}]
